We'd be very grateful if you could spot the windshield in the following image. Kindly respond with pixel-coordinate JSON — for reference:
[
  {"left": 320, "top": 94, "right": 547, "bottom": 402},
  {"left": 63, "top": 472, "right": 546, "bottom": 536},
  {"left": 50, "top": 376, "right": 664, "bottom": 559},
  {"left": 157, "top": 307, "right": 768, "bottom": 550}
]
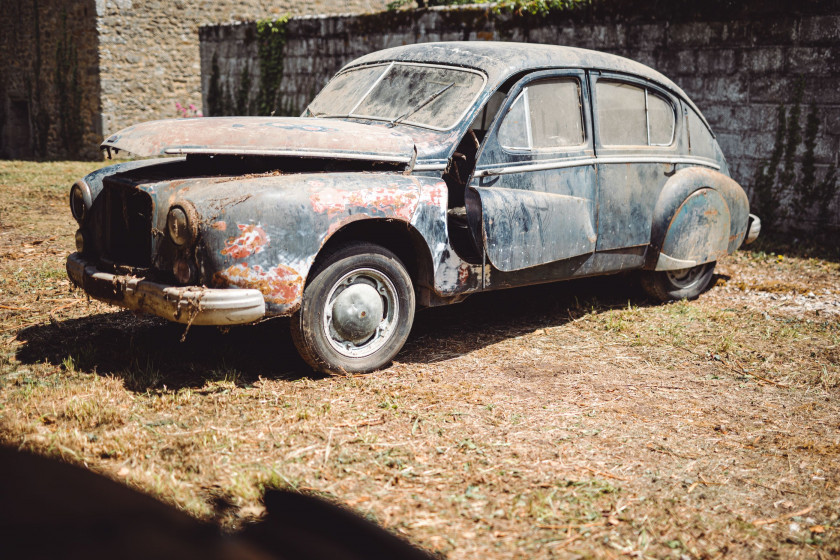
[{"left": 306, "top": 63, "right": 486, "bottom": 131}]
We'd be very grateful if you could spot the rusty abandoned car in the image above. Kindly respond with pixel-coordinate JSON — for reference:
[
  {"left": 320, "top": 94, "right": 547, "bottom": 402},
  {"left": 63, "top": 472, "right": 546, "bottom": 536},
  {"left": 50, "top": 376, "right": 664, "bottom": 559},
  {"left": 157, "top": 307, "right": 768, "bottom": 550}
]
[{"left": 67, "top": 42, "right": 761, "bottom": 374}]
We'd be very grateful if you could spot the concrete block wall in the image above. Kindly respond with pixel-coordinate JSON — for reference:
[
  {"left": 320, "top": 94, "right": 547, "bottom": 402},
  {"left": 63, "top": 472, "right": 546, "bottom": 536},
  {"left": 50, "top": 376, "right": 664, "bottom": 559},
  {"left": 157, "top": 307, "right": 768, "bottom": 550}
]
[{"left": 201, "top": 2, "right": 840, "bottom": 236}]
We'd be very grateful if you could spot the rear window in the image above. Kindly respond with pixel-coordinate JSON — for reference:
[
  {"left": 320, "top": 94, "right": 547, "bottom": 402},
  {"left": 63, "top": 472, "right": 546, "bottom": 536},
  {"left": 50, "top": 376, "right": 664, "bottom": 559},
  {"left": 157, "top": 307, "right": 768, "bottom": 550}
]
[{"left": 596, "top": 81, "right": 675, "bottom": 147}]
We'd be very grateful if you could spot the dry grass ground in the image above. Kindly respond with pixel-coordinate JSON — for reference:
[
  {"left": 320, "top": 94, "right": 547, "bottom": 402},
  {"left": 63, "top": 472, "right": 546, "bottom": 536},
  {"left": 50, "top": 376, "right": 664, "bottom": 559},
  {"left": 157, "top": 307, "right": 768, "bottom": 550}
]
[{"left": 1, "top": 160, "right": 838, "bottom": 559}]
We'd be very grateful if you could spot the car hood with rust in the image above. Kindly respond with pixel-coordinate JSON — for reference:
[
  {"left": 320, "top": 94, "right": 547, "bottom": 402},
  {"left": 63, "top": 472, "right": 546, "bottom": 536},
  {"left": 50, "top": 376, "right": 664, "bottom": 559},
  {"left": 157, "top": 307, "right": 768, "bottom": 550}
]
[{"left": 101, "top": 117, "right": 417, "bottom": 164}]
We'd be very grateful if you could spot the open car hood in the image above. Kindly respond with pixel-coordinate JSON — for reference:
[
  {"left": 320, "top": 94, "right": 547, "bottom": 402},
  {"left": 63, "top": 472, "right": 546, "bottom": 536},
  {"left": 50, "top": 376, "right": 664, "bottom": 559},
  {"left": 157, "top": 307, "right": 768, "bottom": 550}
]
[{"left": 101, "top": 117, "right": 416, "bottom": 164}]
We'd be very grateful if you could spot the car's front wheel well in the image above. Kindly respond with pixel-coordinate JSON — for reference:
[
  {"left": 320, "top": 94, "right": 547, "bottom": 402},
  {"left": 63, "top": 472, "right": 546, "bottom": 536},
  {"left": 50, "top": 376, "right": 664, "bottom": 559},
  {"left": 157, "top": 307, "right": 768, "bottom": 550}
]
[{"left": 311, "top": 219, "right": 434, "bottom": 296}]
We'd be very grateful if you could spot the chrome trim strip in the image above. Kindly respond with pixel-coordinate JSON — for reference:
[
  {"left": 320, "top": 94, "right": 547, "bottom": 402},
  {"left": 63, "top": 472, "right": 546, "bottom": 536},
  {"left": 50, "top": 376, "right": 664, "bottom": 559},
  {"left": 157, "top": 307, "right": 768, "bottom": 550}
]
[
  {"left": 163, "top": 147, "right": 412, "bottom": 163},
  {"left": 597, "top": 156, "right": 720, "bottom": 169},
  {"left": 412, "top": 163, "right": 447, "bottom": 171},
  {"left": 475, "top": 155, "right": 720, "bottom": 177}
]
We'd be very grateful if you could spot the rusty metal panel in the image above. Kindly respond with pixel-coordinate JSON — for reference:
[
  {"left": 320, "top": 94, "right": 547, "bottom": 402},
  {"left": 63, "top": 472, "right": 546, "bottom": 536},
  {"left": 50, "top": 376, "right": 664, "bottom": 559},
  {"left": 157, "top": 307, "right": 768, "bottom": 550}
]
[
  {"left": 475, "top": 185, "right": 597, "bottom": 272},
  {"left": 660, "top": 188, "right": 731, "bottom": 267},
  {"left": 101, "top": 117, "right": 415, "bottom": 163},
  {"left": 133, "top": 171, "right": 443, "bottom": 316}
]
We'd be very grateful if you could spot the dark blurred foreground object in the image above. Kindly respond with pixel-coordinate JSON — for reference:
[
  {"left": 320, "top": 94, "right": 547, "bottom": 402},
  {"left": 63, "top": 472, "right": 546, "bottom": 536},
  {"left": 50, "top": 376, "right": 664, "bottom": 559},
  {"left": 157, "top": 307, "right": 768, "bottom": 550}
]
[{"left": 0, "top": 447, "right": 434, "bottom": 560}]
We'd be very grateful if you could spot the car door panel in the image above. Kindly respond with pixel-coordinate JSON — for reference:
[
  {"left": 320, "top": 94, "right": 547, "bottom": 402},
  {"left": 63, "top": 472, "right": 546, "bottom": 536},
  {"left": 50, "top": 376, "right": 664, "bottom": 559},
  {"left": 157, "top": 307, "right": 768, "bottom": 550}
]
[
  {"left": 591, "top": 75, "right": 683, "bottom": 255},
  {"left": 476, "top": 172, "right": 597, "bottom": 271},
  {"left": 468, "top": 70, "right": 596, "bottom": 272}
]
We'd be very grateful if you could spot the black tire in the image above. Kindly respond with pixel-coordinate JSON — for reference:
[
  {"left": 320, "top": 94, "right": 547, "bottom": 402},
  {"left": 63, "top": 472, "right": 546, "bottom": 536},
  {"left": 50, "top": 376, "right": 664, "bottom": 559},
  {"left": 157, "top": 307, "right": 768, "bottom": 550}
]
[
  {"left": 290, "top": 242, "right": 415, "bottom": 375},
  {"left": 640, "top": 261, "right": 716, "bottom": 302}
]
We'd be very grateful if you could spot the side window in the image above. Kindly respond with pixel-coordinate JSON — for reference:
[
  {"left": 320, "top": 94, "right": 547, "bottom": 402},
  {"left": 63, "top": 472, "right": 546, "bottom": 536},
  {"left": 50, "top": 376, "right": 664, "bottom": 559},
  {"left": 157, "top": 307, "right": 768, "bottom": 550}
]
[
  {"left": 596, "top": 80, "right": 675, "bottom": 147},
  {"left": 647, "top": 91, "right": 674, "bottom": 145},
  {"left": 687, "top": 109, "right": 716, "bottom": 159},
  {"left": 498, "top": 92, "right": 529, "bottom": 149},
  {"left": 498, "top": 78, "right": 585, "bottom": 152}
]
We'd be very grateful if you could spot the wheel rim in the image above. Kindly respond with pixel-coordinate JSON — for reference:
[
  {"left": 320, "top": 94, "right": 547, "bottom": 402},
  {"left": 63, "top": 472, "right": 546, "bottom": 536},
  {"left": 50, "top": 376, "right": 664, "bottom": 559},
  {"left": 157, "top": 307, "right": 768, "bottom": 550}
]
[
  {"left": 322, "top": 267, "right": 399, "bottom": 359},
  {"left": 665, "top": 265, "right": 706, "bottom": 289}
]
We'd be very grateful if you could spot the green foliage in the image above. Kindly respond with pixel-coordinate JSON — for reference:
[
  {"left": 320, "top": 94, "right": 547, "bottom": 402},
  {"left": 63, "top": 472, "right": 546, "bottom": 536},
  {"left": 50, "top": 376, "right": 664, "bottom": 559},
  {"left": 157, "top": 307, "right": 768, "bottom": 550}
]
[
  {"left": 55, "top": 10, "right": 83, "bottom": 156},
  {"left": 257, "top": 16, "right": 291, "bottom": 116},
  {"left": 389, "top": 0, "right": 590, "bottom": 15},
  {"left": 494, "top": 0, "right": 591, "bottom": 16}
]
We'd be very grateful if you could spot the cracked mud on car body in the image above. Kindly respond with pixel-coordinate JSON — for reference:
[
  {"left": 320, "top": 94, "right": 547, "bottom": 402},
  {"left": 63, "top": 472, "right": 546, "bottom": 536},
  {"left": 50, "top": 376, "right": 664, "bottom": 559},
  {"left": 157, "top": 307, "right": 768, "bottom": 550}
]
[{"left": 66, "top": 42, "right": 759, "bottom": 374}]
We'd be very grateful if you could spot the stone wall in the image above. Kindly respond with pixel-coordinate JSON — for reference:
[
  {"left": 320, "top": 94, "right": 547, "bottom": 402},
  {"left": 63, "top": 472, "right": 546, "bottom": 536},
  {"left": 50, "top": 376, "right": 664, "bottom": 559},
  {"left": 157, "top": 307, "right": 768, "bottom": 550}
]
[
  {"left": 0, "top": 0, "right": 101, "bottom": 159},
  {"left": 0, "top": 0, "right": 387, "bottom": 160},
  {"left": 96, "top": 0, "right": 387, "bottom": 146},
  {"left": 200, "top": 1, "right": 840, "bottom": 235}
]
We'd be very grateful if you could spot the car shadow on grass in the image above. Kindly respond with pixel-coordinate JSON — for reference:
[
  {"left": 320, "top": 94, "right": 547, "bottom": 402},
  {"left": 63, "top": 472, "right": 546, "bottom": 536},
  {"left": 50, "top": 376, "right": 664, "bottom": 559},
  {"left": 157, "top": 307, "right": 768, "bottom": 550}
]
[{"left": 15, "top": 272, "right": 722, "bottom": 391}]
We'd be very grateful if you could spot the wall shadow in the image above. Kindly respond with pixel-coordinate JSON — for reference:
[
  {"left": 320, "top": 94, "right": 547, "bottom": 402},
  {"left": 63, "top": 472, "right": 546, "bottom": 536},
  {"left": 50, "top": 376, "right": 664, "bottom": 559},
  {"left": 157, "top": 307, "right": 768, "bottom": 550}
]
[{"left": 16, "top": 272, "right": 698, "bottom": 392}]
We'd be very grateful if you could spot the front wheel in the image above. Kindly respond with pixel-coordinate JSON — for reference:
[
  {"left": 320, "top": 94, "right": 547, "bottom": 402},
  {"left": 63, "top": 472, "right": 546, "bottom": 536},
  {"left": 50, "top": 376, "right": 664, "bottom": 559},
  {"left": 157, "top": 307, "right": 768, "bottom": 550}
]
[
  {"left": 291, "top": 242, "right": 415, "bottom": 375},
  {"left": 640, "top": 262, "right": 716, "bottom": 302}
]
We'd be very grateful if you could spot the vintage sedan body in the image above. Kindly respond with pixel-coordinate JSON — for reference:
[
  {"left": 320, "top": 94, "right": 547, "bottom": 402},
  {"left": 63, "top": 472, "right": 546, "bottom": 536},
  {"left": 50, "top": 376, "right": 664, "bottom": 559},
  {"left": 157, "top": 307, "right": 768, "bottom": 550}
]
[{"left": 67, "top": 42, "right": 760, "bottom": 374}]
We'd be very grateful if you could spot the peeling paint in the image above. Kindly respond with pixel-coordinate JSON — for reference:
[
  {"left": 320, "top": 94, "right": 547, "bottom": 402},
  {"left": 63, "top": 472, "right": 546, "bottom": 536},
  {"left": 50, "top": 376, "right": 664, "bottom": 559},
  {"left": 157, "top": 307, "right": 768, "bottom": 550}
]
[
  {"left": 214, "top": 262, "right": 302, "bottom": 305},
  {"left": 221, "top": 224, "right": 269, "bottom": 259},
  {"left": 310, "top": 187, "right": 420, "bottom": 221}
]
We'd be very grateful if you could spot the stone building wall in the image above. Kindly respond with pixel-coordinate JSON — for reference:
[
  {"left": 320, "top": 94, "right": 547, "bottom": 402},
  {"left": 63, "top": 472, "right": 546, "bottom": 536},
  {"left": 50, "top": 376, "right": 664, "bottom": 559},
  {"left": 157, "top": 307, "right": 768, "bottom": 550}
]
[
  {"left": 0, "top": 0, "right": 386, "bottom": 160},
  {"left": 0, "top": 0, "right": 101, "bottom": 159},
  {"left": 200, "top": 2, "right": 840, "bottom": 235},
  {"left": 96, "top": 0, "right": 387, "bottom": 143}
]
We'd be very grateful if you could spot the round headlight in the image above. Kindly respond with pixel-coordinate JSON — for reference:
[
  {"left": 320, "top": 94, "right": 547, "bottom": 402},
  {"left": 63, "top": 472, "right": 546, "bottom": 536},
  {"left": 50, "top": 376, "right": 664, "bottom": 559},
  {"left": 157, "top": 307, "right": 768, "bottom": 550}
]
[
  {"left": 70, "top": 185, "right": 86, "bottom": 223},
  {"left": 167, "top": 206, "right": 192, "bottom": 246}
]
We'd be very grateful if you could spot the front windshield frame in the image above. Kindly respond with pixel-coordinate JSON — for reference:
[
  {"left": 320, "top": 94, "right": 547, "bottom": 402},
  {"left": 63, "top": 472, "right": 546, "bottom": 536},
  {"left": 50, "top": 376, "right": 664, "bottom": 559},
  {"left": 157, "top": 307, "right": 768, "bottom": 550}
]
[{"left": 306, "top": 62, "right": 488, "bottom": 132}]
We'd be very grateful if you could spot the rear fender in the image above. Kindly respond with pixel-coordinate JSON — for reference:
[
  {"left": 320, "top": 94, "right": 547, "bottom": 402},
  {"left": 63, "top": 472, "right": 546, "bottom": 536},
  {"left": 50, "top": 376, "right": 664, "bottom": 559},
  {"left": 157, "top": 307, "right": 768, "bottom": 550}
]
[{"left": 647, "top": 167, "right": 749, "bottom": 271}]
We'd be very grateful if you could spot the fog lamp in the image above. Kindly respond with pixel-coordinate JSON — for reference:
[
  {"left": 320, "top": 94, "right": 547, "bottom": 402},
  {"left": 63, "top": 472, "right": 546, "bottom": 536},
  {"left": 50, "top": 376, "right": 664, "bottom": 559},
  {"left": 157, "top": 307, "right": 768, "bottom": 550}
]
[{"left": 173, "top": 259, "right": 195, "bottom": 285}]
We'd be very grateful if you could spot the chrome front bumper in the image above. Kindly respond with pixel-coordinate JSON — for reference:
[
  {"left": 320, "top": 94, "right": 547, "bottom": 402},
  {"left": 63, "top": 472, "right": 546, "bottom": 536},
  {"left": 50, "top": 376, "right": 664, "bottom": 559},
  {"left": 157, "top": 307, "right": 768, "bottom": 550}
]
[{"left": 66, "top": 253, "right": 266, "bottom": 325}]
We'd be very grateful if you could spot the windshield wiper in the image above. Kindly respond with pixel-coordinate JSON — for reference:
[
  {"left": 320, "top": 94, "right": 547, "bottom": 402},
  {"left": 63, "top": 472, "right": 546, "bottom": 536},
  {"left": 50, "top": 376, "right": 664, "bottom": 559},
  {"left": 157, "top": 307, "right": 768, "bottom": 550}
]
[{"left": 387, "top": 82, "right": 455, "bottom": 127}]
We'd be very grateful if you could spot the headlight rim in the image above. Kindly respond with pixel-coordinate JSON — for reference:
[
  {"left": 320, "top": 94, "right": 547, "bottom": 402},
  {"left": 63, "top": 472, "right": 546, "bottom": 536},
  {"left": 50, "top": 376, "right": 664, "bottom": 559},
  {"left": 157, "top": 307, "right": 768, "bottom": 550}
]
[
  {"left": 70, "top": 181, "right": 92, "bottom": 224},
  {"left": 166, "top": 203, "right": 198, "bottom": 247}
]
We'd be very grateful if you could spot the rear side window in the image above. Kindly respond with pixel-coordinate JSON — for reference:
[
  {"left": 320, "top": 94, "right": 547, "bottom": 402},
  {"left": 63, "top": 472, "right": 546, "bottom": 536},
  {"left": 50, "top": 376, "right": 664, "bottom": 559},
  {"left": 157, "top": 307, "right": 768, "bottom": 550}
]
[
  {"left": 498, "top": 78, "right": 585, "bottom": 151},
  {"left": 596, "top": 81, "right": 675, "bottom": 147},
  {"left": 687, "top": 109, "right": 717, "bottom": 159}
]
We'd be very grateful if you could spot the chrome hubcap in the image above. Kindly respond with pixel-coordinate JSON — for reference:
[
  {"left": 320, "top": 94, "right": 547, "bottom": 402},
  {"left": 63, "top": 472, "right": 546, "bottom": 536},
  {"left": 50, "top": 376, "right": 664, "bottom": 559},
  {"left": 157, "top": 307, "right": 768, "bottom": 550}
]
[{"left": 323, "top": 268, "right": 398, "bottom": 358}]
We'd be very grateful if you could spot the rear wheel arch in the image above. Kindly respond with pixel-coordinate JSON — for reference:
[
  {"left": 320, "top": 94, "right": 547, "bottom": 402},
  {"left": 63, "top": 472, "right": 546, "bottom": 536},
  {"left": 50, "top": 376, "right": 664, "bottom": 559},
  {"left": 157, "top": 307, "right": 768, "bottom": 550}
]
[{"left": 646, "top": 167, "right": 747, "bottom": 271}]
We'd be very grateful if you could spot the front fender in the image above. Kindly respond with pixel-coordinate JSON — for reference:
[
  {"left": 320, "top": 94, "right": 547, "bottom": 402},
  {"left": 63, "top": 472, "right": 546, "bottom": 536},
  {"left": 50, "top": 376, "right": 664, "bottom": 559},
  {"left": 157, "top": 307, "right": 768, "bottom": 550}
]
[
  {"left": 647, "top": 167, "right": 749, "bottom": 271},
  {"left": 172, "top": 172, "right": 442, "bottom": 316}
]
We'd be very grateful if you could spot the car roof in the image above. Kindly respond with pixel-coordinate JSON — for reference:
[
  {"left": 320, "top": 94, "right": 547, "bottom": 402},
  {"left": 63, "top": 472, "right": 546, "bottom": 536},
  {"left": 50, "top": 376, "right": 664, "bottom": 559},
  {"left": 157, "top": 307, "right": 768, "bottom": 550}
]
[{"left": 343, "top": 41, "right": 709, "bottom": 129}]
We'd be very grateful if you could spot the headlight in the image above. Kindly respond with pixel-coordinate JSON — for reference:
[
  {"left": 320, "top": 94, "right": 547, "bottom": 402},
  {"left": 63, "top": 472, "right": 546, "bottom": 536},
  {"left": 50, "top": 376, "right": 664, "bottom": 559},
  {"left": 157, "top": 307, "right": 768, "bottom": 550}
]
[
  {"left": 70, "top": 184, "right": 87, "bottom": 223},
  {"left": 167, "top": 205, "right": 193, "bottom": 246}
]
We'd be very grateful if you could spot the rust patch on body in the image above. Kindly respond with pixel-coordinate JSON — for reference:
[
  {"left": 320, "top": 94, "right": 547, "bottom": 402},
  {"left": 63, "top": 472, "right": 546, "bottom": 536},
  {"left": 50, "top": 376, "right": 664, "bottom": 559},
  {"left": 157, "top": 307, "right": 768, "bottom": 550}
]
[
  {"left": 211, "top": 221, "right": 227, "bottom": 231},
  {"left": 221, "top": 224, "right": 269, "bottom": 259},
  {"left": 214, "top": 262, "right": 302, "bottom": 305},
  {"left": 418, "top": 181, "right": 448, "bottom": 208},
  {"left": 310, "top": 187, "right": 419, "bottom": 221}
]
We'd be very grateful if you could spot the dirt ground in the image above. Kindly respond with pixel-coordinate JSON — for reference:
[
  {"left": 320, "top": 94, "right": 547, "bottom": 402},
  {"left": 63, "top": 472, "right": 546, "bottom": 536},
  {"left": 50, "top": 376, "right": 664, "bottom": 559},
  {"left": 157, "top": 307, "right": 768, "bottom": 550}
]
[{"left": 1, "top": 160, "right": 838, "bottom": 559}]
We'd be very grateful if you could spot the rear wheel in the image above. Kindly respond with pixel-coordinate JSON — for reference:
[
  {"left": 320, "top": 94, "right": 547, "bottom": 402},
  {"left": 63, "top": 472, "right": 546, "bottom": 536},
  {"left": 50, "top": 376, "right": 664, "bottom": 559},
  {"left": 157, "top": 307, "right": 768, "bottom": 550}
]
[
  {"left": 640, "top": 262, "right": 716, "bottom": 302},
  {"left": 291, "top": 242, "right": 415, "bottom": 375}
]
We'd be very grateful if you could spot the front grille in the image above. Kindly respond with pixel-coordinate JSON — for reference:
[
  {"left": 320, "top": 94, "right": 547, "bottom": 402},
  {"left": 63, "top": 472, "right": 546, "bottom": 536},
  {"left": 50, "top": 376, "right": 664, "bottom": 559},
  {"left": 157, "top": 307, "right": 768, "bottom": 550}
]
[{"left": 102, "top": 181, "right": 153, "bottom": 267}]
